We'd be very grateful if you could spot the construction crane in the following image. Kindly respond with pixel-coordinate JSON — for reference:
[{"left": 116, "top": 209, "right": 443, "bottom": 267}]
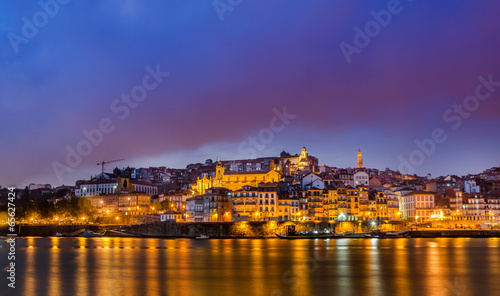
[{"left": 97, "top": 159, "right": 125, "bottom": 175}]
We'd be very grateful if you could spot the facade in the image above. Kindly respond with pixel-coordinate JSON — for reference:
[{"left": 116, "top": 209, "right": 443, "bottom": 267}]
[
  {"left": 464, "top": 180, "right": 480, "bottom": 193},
  {"left": 354, "top": 171, "right": 369, "bottom": 187},
  {"left": 89, "top": 192, "right": 151, "bottom": 216},
  {"left": 231, "top": 185, "right": 258, "bottom": 221},
  {"left": 301, "top": 173, "right": 325, "bottom": 189},
  {"left": 385, "top": 189, "right": 400, "bottom": 220},
  {"left": 76, "top": 177, "right": 157, "bottom": 197},
  {"left": 400, "top": 191, "right": 437, "bottom": 221},
  {"left": 257, "top": 183, "right": 280, "bottom": 221},
  {"left": 160, "top": 211, "right": 185, "bottom": 222},
  {"left": 160, "top": 192, "right": 189, "bottom": 211},
  {"left": 279, "top": 147, "right": 318, "bottom": 176},
  {"left": 336, "top": 169, "right": 354, "bottom": 187},
  {"left": 205, "top": 187, "right": 232, "bottom": 222},
  {"left": 186, "top": 195, "right": 208, "bottom": 222},
  {"left": 277, "top": 195, "right": 300, "bottom": 221},
  {"left": 194, "top": 161, "right": 282, "bottom": 195}
]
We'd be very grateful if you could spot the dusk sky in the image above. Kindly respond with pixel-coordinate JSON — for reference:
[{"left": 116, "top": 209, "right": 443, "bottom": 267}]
[{"left": 1, "top": 0, "right": 500, "bottom": 188}]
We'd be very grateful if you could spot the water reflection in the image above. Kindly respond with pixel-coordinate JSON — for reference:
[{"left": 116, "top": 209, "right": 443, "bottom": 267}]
[{"left": 1, "top": 237, "right": 499, "bottom": 296}]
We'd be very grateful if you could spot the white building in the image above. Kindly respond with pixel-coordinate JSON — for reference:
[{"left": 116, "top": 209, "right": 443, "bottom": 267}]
[
  {"left": 353, "top": 171, "right": 369, "bottom": 187},
  {"left": 75, "top": 178, "right": 157, "bottom": 197},
  {"left": 301, "top": 173, "right": 324, "bottom": 189},
  {"left": 400, "top": 191, "right": 437, "bottom": 221},
  {"left": 464, "top": 180, "right": 480, "bottom": 193}
]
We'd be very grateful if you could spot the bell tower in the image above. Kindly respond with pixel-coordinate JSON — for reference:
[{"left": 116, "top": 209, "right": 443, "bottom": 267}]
[
  {"left": 300, "top": 146, "right": 308, "bottom": 161},
  {"left": 357, "top": 149, "right": 363, "bottom": 168},
  {"left": 215, "top": 161, "right": 225, "bottom": 181}
]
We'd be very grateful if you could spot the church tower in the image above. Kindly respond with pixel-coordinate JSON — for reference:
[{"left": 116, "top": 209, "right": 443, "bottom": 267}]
[
  {"left": 299, "top": 146, "right": 308, "bottom": 161},
  {"left": 215, "top": 161, "right": 225, "bottom": 183},
  {"left": 357, "top": 149, "right": 363, "bottom": 168}
]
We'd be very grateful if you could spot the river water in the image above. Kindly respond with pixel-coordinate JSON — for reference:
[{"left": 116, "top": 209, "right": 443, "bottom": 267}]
[{"left": 1, "top": 237, "right": 499, "bottom": 296}]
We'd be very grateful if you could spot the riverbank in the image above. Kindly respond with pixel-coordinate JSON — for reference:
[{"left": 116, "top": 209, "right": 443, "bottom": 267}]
[{"left": 2, "top": 221, "right": 500, "bottom": 238}]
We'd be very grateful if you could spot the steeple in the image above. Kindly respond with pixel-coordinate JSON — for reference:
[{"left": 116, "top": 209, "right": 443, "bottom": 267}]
[
  {"left": 357, "top": 148, "right": 363, "bottom": 168},
  {"left": 300, "top": 146, "right": 308, "bottom": 161}
]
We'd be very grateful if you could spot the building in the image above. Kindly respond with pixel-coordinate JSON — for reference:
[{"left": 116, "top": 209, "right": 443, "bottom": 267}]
[
  {"left": 354, "top": 171, "right": 369, "bottom": 187},
  {"left": 186, "top": 195, "right": 208, "bottom": 222},
  {"left": 231, "top": 185, "right": 258, "bottom": 221},
  {"left": 400, "top": 191, "right": 437, "bottom": 221},
  {"left": 335, "top": 169, "right": 353, "bottom": 187},
  {"left": 425, "top": 178, "right": 456, "bottom": 194},
  {"left": 464, "top": 180, "right": 480, "bottom": 193},
  {"left": 194, "top": 161, "right": 281, "bottom": 195},
  {"left": 257, "top": 183, "right": 280, "bottom": 221},
  {"left": 75, "top": 177, "right": 157, "bottom": 197},
  {"left": 301, "top": 172, "right": 325, "bottom": 189},
  {"left": 205, "top": 187, "right": 232, "bottom": 222},
  {"left": 89, "top": 192, "right": 151, "bottom": 216},
  {"left": 279, "top": 147, "right": 318, "bottom": 176},
  {"left": 305, "top": 187, "right": 324, "bottom": 221},
  {"left": 374, "top": 190, "right": 388, "bottom": 221},
  {"left": 160, "top": 211, "right": 185, "bottom": 222},
  {"left": 277, "top": 195, "right": 299, "bottom": 221},
  {"left": 159, "top": 192, "right": 189, "bottom": 212},
  {"left": 385, "top": 189, "right": 400, "bottom": 221}
]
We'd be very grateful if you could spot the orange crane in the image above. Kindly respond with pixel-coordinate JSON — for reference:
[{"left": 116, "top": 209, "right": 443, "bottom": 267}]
[{"left": 97, "top": 159, "right": 124, "bottom": 175}]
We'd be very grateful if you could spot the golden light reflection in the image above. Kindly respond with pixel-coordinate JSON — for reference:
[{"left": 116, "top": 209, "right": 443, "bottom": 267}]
[
  {"left": 393, "top": 238, "right": 410, "bottom": 295},
  {"left": 487, "top": 238, "right": 500, "bottom": 293},
  {"left": 424, "top": 239, "right": 444, "bottom": 295},
  {"left": 367, "top": 239, "right": 382, "bottom": 294},
  {"left": 23, "top": 237, "right": 37, "bottom": 295},
  {"left": 250, "top": 239, "right": 265, "bottom": 295},
  {"left": 48, "top": 237, "right": 61, "bottom": 296},
  {"left": 145, "top": 239, "right": 159, "bottom": 296},
  {"left": 75, "top": 238, "right": 89, "bottom": 296},
  {"left": 13, "top": 236, "right": 500, "bottom": 295}
]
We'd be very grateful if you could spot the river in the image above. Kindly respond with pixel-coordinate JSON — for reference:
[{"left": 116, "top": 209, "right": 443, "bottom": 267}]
[{"left": 1, "top": 237, "right": 500, "bottom": 296}]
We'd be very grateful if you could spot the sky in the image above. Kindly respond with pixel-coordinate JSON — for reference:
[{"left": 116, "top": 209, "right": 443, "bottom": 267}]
[{"left": 1, "top": 0, "right": 500, "bottom": 188}]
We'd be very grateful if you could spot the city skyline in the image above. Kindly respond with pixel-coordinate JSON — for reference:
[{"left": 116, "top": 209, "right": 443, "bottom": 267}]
[
  {"left": 6, "top": 146, "right": 499, "bottom": 189},
  {"left": 2, "top": 1, "right": 500, "bottom": 188}
]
